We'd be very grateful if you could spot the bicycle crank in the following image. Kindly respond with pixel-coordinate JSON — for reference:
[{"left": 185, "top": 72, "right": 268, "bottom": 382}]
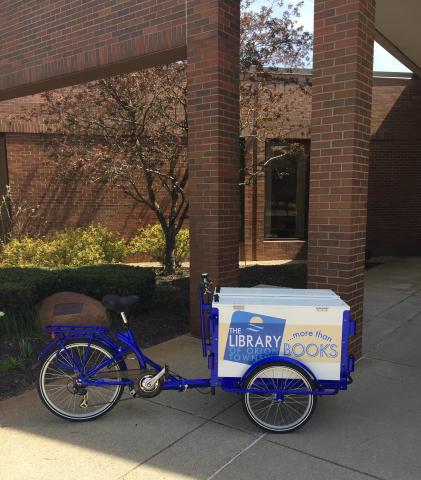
[{"left": 133, "top": 367, "right": 166, "bottom": 398}]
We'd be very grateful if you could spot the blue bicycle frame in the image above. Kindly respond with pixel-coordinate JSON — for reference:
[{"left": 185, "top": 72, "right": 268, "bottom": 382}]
[
  {"left": 40, "top": 324, "right": 212, "bottom": 391},
  {"left": 39, "top": 282, "right": 355, "bottom": 396}
]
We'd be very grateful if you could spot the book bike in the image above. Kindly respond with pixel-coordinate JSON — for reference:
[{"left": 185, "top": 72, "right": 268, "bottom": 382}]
[{"left": 37, "top": 274, "right": 355, "bottom": 433}]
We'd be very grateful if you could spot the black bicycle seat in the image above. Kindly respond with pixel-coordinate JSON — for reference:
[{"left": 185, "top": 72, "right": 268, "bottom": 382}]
[{"left": 102, "top": 295, "right": 139, "bottom": 313}]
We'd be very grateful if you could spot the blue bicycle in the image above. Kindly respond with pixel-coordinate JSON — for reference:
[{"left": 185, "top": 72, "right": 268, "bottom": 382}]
[{"left": 37, "top": 274, "right": 355, "bottom": 432}]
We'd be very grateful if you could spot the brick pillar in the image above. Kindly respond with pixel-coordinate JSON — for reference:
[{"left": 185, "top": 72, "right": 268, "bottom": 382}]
[
  {"left": 187, "top": 0, "right": 240, "bottom": 335},
  {"left": 308, "top": 0, "right": 375, "bottom": 356}
]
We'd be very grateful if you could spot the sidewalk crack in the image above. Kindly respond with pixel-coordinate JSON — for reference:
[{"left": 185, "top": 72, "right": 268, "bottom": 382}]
[
  {"left": 115, "top": 400, "right": 240, "bottom": 480},
  {"left": 265, "top": 440, "right": 387, "bottom": 480}
]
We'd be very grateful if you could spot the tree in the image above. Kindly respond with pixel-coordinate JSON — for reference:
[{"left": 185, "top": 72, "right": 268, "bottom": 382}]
[
  {"left": 241, "top": 0, "right": 311, "bottom": 71},
  {"left": 0, "top": 186, "right": 46, "bottom": 242},
  {"left": 240, "top": 0, "right": 312, "bottom": 182},
  {"left": 38, "top": 1, "right": 311, "bottom": 274},
  {"left": 41, "top": 63, "right": 188, "bottom": 275}
]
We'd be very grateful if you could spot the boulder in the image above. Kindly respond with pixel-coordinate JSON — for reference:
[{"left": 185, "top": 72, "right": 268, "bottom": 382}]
[{"left": 38, "top": 292, "right": 111, "bottom": 329}]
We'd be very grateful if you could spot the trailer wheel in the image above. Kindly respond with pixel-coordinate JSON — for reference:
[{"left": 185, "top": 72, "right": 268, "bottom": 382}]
[{"left": 241, "top": 360, "right": 317, "bottom": 433}]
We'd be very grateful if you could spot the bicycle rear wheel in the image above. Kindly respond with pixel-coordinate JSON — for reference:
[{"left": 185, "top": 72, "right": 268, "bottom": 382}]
[{"left": 37, "top": 341, "right": 124, "bottom": 421}]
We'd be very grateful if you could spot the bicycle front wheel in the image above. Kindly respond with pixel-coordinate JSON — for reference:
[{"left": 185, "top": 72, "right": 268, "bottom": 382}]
[
  {"left": 37, "top": 341, "right": 124, "bottom": 421},
  {"left": 242, "top": 361, "right": 317, "bottom": 433}
]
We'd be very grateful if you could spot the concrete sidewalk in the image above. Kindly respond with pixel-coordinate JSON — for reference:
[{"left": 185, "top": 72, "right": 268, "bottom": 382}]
[{"left": 1, "top": 258, "right": 421, "bottom": 480}]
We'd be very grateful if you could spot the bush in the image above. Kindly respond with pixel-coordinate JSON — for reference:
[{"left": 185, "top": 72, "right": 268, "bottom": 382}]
[
  {"left": 129, "top": 224, "right": 165, "bottom": 263},
  {"left": 0, "top": 226, "right": 127, "bottom": 268},
  {"left": 175, "top": 229, "right": 189, "bottom": 267},
  {"left": 56, "top": 265, "right": 156, "bottom": 313},
  {"left": 0, "top": 265, "right": 155, "bottom": 337},
  {"left": 50, "top": 226, "right": 127, "bottom": 266},
  {"left": 129, "top": 224, "right": 189, "bottom": 267},
  {"left": 0, "top": 237, "right": 50, "bottom": 267},
  {"left": 0, "top": 267, "right": 59, "bottom": 306}
]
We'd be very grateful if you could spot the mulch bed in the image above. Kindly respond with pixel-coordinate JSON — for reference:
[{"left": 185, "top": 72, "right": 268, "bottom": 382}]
[
  {"left": 0, "top": 264, "right": 306, "bottom": 400},
  {"left": 0, "top": 337, "right": 47, "bottom": 400}
]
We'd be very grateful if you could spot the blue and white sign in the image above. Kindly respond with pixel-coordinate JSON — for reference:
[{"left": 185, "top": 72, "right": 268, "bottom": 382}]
[{"left": 224, "top": 311, "right": 286, "bottom": 365}]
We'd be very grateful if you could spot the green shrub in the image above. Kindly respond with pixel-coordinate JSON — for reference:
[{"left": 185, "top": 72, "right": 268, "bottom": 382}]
[
  {"left": 0, "top": 225, "right": 127, "bottom": 268},
  {"left": 1, "top": 237, "right": 50, "bottom": 267},
  {"left": 0, "top": 265, "right": 156, "bottom": 337},
  {"left": 0, "top": 267, "right": 59, "bottom": 305},
  {"left": 56, "top": 265, "right": 156, "bottom": 315},
  {"left": 129, "top": 224, "right": 189, "bottom": 267},
  {"left": 49, "top": 226, "right": 127, "bottom": 266},
  {"left": 129, "top": 224, "right": 165, "bottom": 263},
  {"left": 175, "top": 228, "right": 189, "bottom": 266}
]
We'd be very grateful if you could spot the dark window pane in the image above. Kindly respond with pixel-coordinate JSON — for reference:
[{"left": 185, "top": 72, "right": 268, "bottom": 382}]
[{"left": 264, "top": 140, "right": 309, "bottom": 240}]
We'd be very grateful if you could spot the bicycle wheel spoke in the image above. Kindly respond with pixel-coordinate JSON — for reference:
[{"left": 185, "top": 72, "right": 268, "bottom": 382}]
[{"left": 47, "top": 365, "right": 74, "bottom": 379}]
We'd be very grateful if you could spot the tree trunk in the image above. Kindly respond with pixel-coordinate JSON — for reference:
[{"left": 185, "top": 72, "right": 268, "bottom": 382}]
[{"left": 162, "top": 230, "right": 177, "bottom": 275}]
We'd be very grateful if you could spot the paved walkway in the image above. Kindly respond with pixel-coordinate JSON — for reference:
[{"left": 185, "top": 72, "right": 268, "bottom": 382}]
[{"left": 1, "top": 258, "right": 421, "bottom": 480}]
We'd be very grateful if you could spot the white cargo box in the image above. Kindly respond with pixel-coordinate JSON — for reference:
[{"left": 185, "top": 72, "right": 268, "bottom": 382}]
[{"left": 213, "top": 287, "right": 350, "bottom": 381}]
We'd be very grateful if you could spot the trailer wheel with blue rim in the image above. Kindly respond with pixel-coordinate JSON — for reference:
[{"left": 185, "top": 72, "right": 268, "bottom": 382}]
[{"left": 241, "top": 360, "right": 317, "bottom": 433}]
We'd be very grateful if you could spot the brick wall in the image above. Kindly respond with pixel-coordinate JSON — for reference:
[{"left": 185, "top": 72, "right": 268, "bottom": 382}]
[
  {"left": 0, "top": 0, "right": 243, "bottom": 337},
  {"left": 241, "top": 72, "right": 311, "bottom": 262},
  {"left": 5, "top": 133, "right": 159, "bottom": 240},
  {"left": 242, "top": 74, "right": 421, "bottom": 262},
  {"left": 367, "top": 78, "right": 421, "bottom": 257},
  {"left": 0, "top": 0, "right": 186, "bottom": 100},
  {"left": 0, "top": 94, "right": 46, "bottom": 133},
  {"left": 1, "top": 74, "right": 420, "bottom": 263}
]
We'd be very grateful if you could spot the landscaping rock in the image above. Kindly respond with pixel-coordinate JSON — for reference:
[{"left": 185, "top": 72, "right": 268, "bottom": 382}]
[{"left": 38, "top": 292, "right": 110, "bottom": 329}]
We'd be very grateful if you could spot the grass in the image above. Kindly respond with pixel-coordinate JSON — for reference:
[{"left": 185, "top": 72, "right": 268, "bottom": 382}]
[
  {"left": 0, "top": 308, "right": 41, "bottom": 338},
  {"left": 0, "top": 355, "right": 25, "bottom": 371},
  {"left": 0, "top": 339, "right": 33, "bottom": 372}
]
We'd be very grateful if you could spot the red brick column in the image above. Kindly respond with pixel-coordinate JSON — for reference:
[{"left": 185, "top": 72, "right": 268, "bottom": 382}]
[
  {"left": 308, "top": 0, "right": 376, "bottom": 356},
  {"left": 187, "top": 0, "right": 240, "bottom": 335}
]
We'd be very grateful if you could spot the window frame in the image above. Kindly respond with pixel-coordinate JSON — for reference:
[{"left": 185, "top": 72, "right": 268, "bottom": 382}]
[{"left": 263, "top": 138, "right": 310, "bottom": 241}]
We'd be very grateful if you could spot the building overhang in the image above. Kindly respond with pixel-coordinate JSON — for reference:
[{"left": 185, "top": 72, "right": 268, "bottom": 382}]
[{"left": 376, "top": 0, "right": 421, "bottom": 77}]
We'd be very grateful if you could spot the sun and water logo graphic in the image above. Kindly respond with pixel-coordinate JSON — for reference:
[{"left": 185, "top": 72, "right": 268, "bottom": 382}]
[{"left": 224, "top": 311, "right": 286, "bottom": 365}]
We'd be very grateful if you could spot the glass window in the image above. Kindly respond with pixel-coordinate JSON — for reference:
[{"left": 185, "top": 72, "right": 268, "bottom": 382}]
[{"left": 264, "top": 140, "right": 309, "bottom": 240}]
